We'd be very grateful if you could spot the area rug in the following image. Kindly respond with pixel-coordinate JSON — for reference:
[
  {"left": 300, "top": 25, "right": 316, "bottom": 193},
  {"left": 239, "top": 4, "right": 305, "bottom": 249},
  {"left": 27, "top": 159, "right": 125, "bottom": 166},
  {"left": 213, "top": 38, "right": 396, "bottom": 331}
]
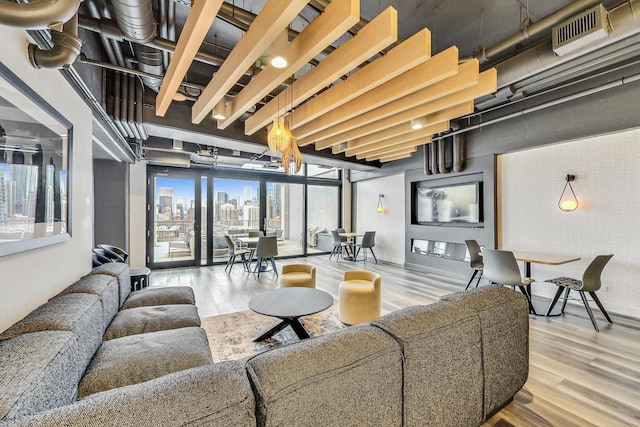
[{"left": 201, "top": 304, "right": 346, "bottom": 362}]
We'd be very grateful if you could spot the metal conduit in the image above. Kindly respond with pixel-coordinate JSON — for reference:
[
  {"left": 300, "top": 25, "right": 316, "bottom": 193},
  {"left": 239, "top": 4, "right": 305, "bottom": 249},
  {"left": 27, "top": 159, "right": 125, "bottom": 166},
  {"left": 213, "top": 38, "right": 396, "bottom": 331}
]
[{"left": 433, "top": 71, "right": 640, "bottom": 143}]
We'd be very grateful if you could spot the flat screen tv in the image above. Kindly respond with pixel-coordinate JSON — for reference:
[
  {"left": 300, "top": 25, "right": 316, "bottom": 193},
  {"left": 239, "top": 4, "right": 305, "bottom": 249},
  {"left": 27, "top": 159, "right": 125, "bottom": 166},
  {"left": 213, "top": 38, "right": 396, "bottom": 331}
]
[{"left": 415, "top": 181, "right": 482, "bottom": 224}]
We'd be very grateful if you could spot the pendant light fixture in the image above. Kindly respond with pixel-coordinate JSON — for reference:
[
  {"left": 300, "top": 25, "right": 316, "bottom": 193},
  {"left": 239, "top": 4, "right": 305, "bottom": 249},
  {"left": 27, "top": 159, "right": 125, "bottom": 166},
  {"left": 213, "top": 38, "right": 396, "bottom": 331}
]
[
  {"left": 267, "top": 91, "right": 291, "bottom": 155},
  {"left": 282, "top": 137, "right": 303, "bottom": 175},
  {"left": 558, "top": 174, "right": 579, "bottom": 212}
]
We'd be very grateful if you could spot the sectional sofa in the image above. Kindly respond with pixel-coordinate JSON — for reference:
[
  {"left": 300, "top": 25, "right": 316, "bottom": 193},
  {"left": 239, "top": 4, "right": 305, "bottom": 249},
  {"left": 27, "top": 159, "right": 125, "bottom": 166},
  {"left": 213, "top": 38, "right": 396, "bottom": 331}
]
[{"left": 0, "top": 263, "right": 529, "bottom": 426}]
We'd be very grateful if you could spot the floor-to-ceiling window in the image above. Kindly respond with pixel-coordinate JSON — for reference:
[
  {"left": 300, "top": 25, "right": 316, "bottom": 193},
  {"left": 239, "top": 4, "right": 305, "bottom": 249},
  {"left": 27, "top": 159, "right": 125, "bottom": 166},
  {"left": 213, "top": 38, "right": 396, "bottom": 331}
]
[
  {"left": 148, "top": 172, "right": 201, "bottom": 268},
  {"left": 266, "top": 182, "right": 305, "bottom": 256},
  {"left": 147, "top": 164, "right": 341, "bottom": 268}
]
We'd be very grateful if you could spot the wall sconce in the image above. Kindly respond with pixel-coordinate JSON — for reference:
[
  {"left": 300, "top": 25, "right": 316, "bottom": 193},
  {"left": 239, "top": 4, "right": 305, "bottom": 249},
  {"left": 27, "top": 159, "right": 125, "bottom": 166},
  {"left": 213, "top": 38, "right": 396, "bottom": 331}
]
[
  {"left": 558, "top": 174, "right": 579, "bottom": 212},
  {"left": 377, "top": 194, "right": 385, "bottom": 213}
]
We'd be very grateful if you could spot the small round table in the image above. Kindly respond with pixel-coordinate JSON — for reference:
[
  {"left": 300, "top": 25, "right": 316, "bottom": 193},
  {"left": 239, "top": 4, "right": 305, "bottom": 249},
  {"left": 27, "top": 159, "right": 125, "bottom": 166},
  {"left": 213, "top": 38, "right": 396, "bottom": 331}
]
[{"left": 248, "top": 288, "right": 333, "bottom": 341}]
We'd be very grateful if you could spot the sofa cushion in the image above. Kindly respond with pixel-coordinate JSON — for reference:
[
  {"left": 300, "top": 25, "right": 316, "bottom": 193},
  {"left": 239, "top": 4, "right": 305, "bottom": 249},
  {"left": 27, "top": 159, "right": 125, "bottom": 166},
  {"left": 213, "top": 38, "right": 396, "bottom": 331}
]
[
  {"left": 60, "top": 274, "right": 120, "bottom": 332},
  {"left": 440, "top": 285, "right": 530, "bottom": 418},
  {"left": 103, "top": 304, "right": 201, "bottom": 340},
  {"left": 78, "top": 327, "right": 212, "bottom": 399},
  {"left": 0, "top": 331, "right": 79, "bottom": 420},
  {"left": 0, "top": 294, "right": 103, "bottom": 381},
  {"left": 89, "top": 262, "right": 131, "bottom": 307},
  {"left": 373, "top": 301, "right": 484, "bottom": 427},
  {"left": 1, "top": 363, "right": 256, "bottom": 427},
  {"left": 121, "top": 286, "right": 195, "bottom": 310},
  {"left": 246, "top": 324, "right": 403, "bottom": 427}
]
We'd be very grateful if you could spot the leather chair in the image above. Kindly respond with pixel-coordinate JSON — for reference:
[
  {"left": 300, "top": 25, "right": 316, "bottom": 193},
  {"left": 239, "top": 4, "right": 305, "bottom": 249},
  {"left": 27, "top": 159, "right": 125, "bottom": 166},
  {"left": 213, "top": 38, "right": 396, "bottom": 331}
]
[
  {"left": 338, "top": 270, "right": 381, "bottom": 325},
  {"left": 545, "top": 254, "right": 614, "bottom": 331},
  {"left": 464, "top": 240, "right": 483, "bottom": 290},
  {"left": 482, "top": 249, "right": 536, "bottom": 315},
  {"left": 280, "top": 264, "right": 316, "bottom": 288}
]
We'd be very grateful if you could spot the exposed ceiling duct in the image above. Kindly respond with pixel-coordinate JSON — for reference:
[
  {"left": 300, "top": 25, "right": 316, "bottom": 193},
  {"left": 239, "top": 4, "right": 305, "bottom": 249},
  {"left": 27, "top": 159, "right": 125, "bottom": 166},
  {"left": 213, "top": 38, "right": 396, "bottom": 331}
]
[
  {"left": 479, "top": 0, "right": 640, "bottom": 109},
  {"left": 28, "top": 13, "right": 82, "bottom": 69},
  {"left": 0, "top": 0, "right": 81, "bottom": 31}
]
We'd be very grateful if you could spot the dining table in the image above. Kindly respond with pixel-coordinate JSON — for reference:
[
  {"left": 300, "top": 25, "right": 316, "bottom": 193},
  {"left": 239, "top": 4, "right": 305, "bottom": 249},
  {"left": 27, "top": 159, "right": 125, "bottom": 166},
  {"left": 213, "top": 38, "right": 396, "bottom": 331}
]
[
  {"left": 338, "top": 232, "right": 363, "bottom": 261},
  {"left": 509, "top": 250, "right": 581, "bottom": 316}
]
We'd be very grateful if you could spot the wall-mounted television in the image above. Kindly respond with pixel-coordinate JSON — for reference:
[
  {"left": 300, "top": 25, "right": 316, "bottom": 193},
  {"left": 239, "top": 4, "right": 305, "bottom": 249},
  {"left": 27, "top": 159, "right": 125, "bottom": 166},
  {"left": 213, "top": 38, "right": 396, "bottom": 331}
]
[{"left": 414, "top": 181, "right": 482, "bottom": 225}]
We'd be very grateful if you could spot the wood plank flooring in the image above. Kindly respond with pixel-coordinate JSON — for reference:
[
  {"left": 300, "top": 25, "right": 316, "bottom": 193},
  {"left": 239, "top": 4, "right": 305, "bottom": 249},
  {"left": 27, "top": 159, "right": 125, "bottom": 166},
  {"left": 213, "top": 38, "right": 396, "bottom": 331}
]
[{"left": 150, "top": 256, "right": 640, "bottom": 427}]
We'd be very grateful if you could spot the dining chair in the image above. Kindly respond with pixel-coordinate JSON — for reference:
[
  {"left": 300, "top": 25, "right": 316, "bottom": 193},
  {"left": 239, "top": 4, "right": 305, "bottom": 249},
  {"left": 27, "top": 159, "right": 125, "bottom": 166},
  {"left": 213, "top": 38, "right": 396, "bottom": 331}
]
[
  {"left": 224, "top": 235, "right": 250, "bottom": 274},
  {"left": 336, "top": 228, "right": 348, "bottom": 243},
  {"left": 246, "top": 230, "right": 263, "bottom": 262},
  {"left": 544, "top": 254, "right": 614, "bottom": 331},
  {"left": 482, "top": 249, "right": 536, "bottom": 315},
  {"left": 464, "top": 240, "right": 483, "bottom": 290},
  {"left": 329, "top": 230, "right": 351, "bottom": 262},
  {"left": 355, "top": 231, "right": 377, "bottom": 264},
  {"left": 253, "top": 236, "right": 278, "bottom": 278}
]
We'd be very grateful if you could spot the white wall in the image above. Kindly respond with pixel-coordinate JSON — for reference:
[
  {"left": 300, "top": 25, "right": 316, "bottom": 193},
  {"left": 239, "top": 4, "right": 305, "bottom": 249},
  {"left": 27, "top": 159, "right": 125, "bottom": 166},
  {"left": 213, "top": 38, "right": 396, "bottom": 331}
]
[
  {"left": 0, "top": 27, "right": 94, "bottom": 331},
  {"left": 355, "top": 173, "right": 405, "bottom": 264},
  {"left": 498, "top": 128, "right": 640, "bottom": 318}
]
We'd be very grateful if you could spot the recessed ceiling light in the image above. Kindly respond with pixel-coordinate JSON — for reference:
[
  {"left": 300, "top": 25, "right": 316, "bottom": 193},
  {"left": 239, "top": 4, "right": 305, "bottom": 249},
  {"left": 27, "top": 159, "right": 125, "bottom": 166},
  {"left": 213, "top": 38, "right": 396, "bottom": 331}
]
[{"left": 270, "top": 56, "right": 288, "bottom": 68}]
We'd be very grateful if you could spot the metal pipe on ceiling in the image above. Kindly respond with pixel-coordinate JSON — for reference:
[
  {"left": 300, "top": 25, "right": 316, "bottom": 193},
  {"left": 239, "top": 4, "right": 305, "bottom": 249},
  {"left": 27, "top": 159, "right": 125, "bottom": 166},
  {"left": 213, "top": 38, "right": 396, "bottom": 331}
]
[
  {"left": 28, "top": 13, "right": 82, "bottom": 69},
  {"left": 0, "top": 0, "right": 81, "bottom": 31},
  {"left": 433, "top": 69, "right": 640, "bottom": 143},
  {"left": 473, "top": 0, "right": 603, "bottom": 63},
  {"left": 480, "top": 0, "right": 640, "bottom": 107}
]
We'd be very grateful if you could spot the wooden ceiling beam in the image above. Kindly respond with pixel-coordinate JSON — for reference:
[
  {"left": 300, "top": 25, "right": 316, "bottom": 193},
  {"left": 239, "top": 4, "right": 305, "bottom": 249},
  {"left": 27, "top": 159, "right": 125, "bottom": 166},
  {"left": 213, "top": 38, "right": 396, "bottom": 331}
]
[
  {"left": 344, "top": 122, "right": 448, "bottom": 156},
  {"left": 217, "top": 0, "right": 360, "bottom": 130},
  {"left": 314, "top": 68, "right": 496, "bottom": 150},
  {"left": 191, "top": 0, "right": 309, "bottom": 124},
  {"left": 291, "top": 29, "right": 431, "bottom": 130},
  {"left": 155, "top": 0, "right": 224, "bottom": 117},
  {"left": 244, "top": 7, "right": 398, "bottom": 136},
  {"left": 375, "top": 150, "right": 417, "bottom": 162},
  {"left": 315, "top": 101, "right": 473, "bottom": 151},
  {"left": 301, "top": 59, "right": 481, "bottom": 147},
  {"left": 295, "top": 47, "right": 459, "bottom": 142},
  {"left": 360, "top": 141, "right": 425, "bottom": 160}
]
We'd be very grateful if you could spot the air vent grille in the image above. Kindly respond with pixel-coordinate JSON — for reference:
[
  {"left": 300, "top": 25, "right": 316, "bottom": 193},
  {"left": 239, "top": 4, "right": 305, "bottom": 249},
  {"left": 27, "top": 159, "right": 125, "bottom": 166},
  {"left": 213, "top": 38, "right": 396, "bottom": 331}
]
[{"left": 553, "top": 4, "right": 609, "bottom": 56}]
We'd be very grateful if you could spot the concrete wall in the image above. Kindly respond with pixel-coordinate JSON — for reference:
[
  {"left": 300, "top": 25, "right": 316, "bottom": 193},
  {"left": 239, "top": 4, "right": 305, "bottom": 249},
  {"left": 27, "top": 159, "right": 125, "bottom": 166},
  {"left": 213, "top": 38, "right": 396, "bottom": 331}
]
[
  {"left": 354, "top": 173, "right": 405, "bottom": 265},
  {"left": 0, "top": 27, "right": 94, "bottom": 332},
  {"left": 498, "top": 128, "right": 640, "bottom": 318},
  {"left": 128, "top": 161, "right": 147, "bottom": 268},
  {"left": 94, "top": 159, "right": 128, "bottom": 250}
]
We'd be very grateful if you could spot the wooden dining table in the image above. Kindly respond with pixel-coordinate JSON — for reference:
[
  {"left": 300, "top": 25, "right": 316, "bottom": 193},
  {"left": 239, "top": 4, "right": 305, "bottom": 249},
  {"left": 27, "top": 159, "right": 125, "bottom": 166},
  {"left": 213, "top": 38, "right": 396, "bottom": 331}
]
[
  {"left": 338, "top": 232, "right": 363, "bottom": 261},
  {"left": 510, "top": 250, "right": 581, "bottom": 316}
]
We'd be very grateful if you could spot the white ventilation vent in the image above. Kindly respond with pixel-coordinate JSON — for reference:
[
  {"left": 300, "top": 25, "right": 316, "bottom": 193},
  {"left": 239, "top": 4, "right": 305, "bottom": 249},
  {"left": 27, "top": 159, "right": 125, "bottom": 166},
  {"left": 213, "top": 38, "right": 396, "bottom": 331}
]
[{"left": 553, "top": 4, "right": 609, "bottom": 56}]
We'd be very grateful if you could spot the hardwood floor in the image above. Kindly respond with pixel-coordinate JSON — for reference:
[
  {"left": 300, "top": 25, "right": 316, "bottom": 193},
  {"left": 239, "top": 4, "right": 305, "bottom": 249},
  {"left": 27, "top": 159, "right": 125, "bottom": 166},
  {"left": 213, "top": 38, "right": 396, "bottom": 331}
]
[{"left": 150, "top": 256, "right": 640, "bottom": 427}]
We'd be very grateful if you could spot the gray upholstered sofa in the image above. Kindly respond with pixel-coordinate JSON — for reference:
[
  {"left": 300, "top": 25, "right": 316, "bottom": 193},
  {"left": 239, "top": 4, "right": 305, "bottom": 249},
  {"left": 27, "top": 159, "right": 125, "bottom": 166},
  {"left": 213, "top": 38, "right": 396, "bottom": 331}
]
[{"left": 0, "top": 262, "right": 529, "bottom": 427}]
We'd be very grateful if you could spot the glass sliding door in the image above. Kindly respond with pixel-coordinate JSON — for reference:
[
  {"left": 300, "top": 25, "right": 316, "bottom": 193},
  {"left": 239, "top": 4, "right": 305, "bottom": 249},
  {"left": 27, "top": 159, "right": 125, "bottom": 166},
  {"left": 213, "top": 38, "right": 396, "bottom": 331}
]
[
  {"left": 266, "top": 182, "right": 304, "bottom": 256},
  {"left": 307, "top": 185, "right": 340, "bottom": 254},
  {"left": 149, "top": 173, "right": 200, "bottom": 267},
  {"left": 212, "top": 178, "right": 260, "bottom": 263}
]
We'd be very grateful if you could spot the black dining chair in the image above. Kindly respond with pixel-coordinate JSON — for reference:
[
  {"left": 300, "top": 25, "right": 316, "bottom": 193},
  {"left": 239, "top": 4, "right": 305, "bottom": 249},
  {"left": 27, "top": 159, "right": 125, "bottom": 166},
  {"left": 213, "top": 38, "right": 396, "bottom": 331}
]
[
  {"left": 545, "top": 254, "right": 614, "bottom": 331},
  {"left": 464, "top": 240, "right": 483, "bottom": 290},
  {"left": 482, "top": 249, "right": 536, "bottom": 315}
]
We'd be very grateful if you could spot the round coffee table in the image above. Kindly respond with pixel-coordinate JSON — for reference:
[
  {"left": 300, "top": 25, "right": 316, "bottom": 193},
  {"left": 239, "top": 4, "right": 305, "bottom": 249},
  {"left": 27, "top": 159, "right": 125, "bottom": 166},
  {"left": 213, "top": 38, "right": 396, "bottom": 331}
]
[{"left": 248, "top": 288, "right": 333, "bottom": 341}]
